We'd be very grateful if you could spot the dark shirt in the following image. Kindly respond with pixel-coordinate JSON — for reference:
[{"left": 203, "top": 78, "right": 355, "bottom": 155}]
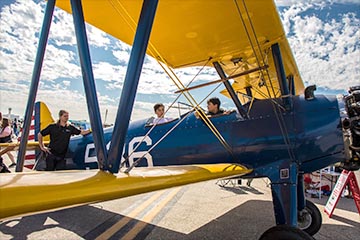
[
  {"left": 40, "top": 123, "right": 81, "bottom": 157},
  {"left": 207, "top": 109, "right": 224, "bottom": 116}
]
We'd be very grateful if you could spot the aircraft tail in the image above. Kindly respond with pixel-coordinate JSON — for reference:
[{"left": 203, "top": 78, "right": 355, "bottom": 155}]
[
  {"left": 34, "top": 101, "right": 55, "bottom": 140},
  {"left": 18, "top": 101, "right": 54, "bottom": 169}
]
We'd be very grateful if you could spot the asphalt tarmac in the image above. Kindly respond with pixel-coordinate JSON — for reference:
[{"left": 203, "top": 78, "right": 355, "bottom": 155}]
[{"left": 0, "top": 157, "right": 359, "bottom": 240}]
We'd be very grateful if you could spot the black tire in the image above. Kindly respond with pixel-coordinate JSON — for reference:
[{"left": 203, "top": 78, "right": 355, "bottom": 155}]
[
  {"left": 259, "top": 225, "right": 314, "bottom": 240},
  {"left": 298, "top": 200, "right": 322, "bottom": 236}
]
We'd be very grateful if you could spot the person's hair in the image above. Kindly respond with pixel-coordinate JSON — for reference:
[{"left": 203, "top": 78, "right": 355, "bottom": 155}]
[
  {"left": 58, "top": 110, "right": 68, "bottom": 118},
  {"left": 1, "top": 118, "right": 9, "bottom": 132},
  {"left": 207, "top": 97, "right": 221, "bottom": 109},
  {"left": 154, "top": 103, "right": 164, "bottom": 113},
  {"left": 57, "top": 110, "right": 69, "bottom": 125}
]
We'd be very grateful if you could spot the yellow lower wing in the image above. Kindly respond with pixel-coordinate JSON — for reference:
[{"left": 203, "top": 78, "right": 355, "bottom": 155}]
[
  {"left": 0, "top": 164, "right": 251, "bottom": 220},
  {"left": 0, "top": 141, "right": 49, "bottom": 154}
]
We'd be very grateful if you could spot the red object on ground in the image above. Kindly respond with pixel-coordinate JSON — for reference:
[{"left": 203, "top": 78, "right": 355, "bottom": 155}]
[{"left": 325, "top": 170, "right": 360, "bottom": 217}]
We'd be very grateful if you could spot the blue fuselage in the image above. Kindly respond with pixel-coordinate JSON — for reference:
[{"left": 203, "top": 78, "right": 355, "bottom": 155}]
[{"left": 66, "top": 95, "right": 344, "bottom": 174}]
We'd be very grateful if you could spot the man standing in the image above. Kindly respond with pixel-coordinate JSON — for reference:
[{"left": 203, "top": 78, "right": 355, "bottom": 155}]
[{"left": 38, "top": 110, "right": 91, "bottom": 171}]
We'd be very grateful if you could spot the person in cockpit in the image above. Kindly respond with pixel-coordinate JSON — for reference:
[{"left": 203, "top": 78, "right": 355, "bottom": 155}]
[
  {"left": 153, "top": 103, "right": 173, "bottom": 124},
  {"left": 206, "top": 97, "right": 230, "bottom": 116}
]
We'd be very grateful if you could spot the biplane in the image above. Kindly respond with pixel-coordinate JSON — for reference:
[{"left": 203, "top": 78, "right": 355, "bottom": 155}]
[{"left": 1, "top": 0, "right": 359, "bottom": 239}]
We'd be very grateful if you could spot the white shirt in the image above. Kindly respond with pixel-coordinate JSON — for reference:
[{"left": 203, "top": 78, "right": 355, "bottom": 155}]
[{"left": 153, "top": 117, "right": 172, "bottom": 124}]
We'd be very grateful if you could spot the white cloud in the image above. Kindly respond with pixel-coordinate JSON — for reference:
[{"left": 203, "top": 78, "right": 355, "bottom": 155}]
[
  {"left": 93, "top": 61, "right": 126, "bottom": 82},
  {"left": 48, "top": 3, "right": 111, "bottom": 48},
  {"left": 0, "top": 0, "right": 116, "bottom": 120},
  {"left": 112, "top": 47, "right": 130, "bottom": 64},
  {"left": 281, "top": 6, "right": 360, "bottom": 90},
  {"left": 275, "top": 0, "right": 360, "bottom": 7}
]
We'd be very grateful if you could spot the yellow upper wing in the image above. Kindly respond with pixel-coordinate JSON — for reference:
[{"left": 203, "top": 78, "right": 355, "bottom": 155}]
[
  {"left": 0, "top": 164, "right": 251, "bottom": 219},
  {"left": 55, "top": 0, "right": 304, "bottom": 99}
]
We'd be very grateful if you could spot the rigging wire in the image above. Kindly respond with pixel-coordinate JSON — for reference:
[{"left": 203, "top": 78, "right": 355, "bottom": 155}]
[
  {"left": 156, "top": 60, "right": 235, "bottom": 156},
  {"left": 234, "top": 0, "right": 276, "bottom": 99},
  {"left": 109, "top": 0, "right": 296, "bottom": 166},
  {"left": 125, "top": 81, "right": 225, "bottom": 172},
  {"left": 121, "top": 58, "right": 212, "bottom": 169},
  {"left": 109, "top": 0, "right": 236, "bottom": 169},
  {"left": 235, "top": 0, "right": 297, "bottom": 162}
]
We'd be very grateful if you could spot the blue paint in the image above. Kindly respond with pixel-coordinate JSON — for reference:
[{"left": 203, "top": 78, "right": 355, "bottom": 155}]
[
  {"left": 66, "top": 95, "right": 343, "bottom": 172},
  {"left": 272, "top": 43, "right": 292, "bottom": 109},
  {"left": 297, "top": 174, "right": 306, "bottom": 211},
  {"left": 288, "top": 75, "right": 295, "bottom": 95},
  {"left": 34, "top": 102, "right": 41, "bottom": 142},
  {"left": 108, "top": 0, "right": 159, "bottom": 173},
  {"left": 16, "top": 0, "right": 56, "bottom": 172},
  {"left": 70, "top": 0, "right": 108, "bottom": 169}
]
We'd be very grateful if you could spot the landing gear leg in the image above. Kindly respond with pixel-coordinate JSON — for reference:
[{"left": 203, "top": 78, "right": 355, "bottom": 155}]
[
  {"left": 258, "top": 162, "right": 314, "bottom": 239},
  {"left": 269, "top": 163, "right": 298, "bottom": 226}
]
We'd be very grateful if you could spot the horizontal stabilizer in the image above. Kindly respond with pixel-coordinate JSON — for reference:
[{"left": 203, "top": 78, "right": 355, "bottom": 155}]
[{"left": 0, "top": 164, "right": 251, "bottom": 219}]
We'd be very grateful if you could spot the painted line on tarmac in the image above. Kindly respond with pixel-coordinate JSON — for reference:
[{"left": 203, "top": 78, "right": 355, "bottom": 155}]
[
  {"left": 120, "top": 187, "right": 182, "bottom": 240},
  {"left": 95, "top": 190, "right": 165, "bottom": 240}
]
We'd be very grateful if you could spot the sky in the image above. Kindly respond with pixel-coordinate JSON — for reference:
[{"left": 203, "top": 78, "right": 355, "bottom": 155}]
[{"left": 0, "top": 0, "right": 359, "bottom": 124}]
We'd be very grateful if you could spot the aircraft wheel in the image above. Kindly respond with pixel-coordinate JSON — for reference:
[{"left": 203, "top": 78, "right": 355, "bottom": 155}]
[
  {"left": 298, "top": 200, "right": 322, "bottom": 236},
  {"left": 259, "top": 225, "right": 314, "bottom": 240}
]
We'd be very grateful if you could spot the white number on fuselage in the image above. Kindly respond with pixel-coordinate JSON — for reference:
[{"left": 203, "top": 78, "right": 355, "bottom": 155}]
[
  {"left": 84, "top": 136, "right": 153, "bottom": 167},
  {"left": 128, "top": 136, "right": 153, "bottom": 167}
]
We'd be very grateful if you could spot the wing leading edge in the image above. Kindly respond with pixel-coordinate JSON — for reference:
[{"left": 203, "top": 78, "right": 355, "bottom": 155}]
[{"left": 0, "top": 163, "right": 251, "bottom": 219}]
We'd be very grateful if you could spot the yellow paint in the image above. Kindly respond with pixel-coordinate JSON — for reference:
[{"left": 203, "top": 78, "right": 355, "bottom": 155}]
[
  {"left": 0, "top": 141, "right": 49, "bottom": 152},
  {"left": 95, "top": 190, "right": 166, "bottom": 240},
  {"left": 121, "top": 187, "right": 182, "bottom": 240},
  {"left": 39, "top": 102, "right": 55, "bottom": 142},
  {"left": 0, "top": 164, "right": 251, "bottom": 220},
  {"left": 54, "top": 0, "right": 304, "bottom": 99}
]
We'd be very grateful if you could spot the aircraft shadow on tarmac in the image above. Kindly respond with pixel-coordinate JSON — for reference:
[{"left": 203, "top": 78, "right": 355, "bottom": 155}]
[
  {"left": 0, "top": 200, "right": 358, "bottom": 240},
  {"left": 215, "top": 179, "right": 265, "bottom": 195},
  {"left": 217, "top": 185, "right": 264, "bottom": 195}
]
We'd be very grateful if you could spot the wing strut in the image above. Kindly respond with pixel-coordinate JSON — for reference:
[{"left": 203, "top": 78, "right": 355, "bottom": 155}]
[
  {"left": 107, "top": 0, "right": 159, "bottom": 173},
  {"left": 71, "top": 0, "right": 108, "bottom": 169},
  {"left": 15, "top": 0, "right": 56, "bottom": 172},
  {"left": 213, "top": 61, "right": 248, "bottom": 119},
  {"left": 271, "top": 43, "right": 292, "bottom": 110}
]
